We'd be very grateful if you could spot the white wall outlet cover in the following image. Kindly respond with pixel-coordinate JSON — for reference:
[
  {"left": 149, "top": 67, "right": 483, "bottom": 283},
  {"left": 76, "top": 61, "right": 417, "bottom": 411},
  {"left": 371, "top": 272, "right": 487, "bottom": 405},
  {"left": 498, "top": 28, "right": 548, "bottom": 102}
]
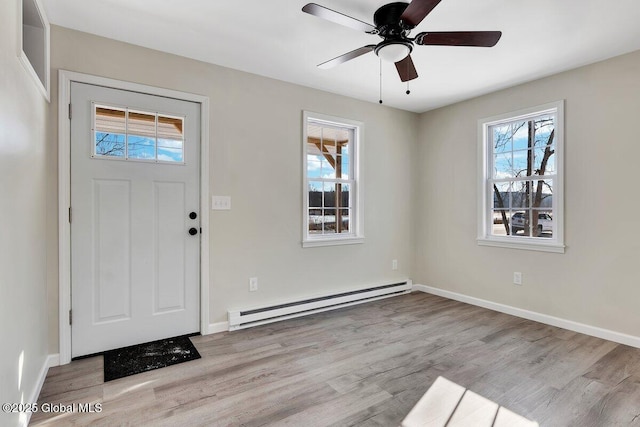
[
  {"left": 212, "top": 195, "right": 231, "bottom": 210},
  {"left": 513, "top": 272, "right": 522, "bottom": 285}
]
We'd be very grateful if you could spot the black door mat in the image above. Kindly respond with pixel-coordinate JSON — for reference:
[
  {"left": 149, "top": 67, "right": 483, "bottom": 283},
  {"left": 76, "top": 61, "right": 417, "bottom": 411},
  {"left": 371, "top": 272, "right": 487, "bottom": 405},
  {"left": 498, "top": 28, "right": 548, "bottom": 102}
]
[{"left": 103, "top": 334, "right": 201, "bottom": 382}]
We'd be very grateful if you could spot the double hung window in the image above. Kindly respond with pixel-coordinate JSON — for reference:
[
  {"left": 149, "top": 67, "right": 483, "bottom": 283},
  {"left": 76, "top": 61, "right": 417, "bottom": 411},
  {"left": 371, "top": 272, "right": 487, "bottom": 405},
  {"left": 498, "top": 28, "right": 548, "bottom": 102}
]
[
  {"left": 478, "top": 101, "right": 564, "bottom": 252},
  {"left": 303, "top": 112, "right": 363, "bottom": 247}
]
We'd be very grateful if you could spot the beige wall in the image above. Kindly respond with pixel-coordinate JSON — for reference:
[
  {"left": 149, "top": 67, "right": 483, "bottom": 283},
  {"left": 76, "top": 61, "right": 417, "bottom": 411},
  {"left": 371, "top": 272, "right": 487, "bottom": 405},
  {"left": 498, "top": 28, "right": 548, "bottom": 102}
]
[
  {"left": 415, "top": 50, "right": 640, "bottom": 337},
  {"left": 0, "top": 0, "right": 50, "bottom": 425},
  {"left": 47, "top": 26, "right": 418, "bottom": 352},
  {"left": 45, "top": 25, "right": 640, "bottom": 359}
]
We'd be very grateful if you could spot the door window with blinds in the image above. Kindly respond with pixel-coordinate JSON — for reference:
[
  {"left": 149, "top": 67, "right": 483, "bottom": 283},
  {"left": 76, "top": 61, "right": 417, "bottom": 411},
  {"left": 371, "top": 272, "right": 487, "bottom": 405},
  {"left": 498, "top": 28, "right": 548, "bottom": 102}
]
[
  {"left": 303, "top": 111, "right": 363, "bottom": 247},
  {"left": 92, "top": 103, "right": 185, "bottom": 163}
]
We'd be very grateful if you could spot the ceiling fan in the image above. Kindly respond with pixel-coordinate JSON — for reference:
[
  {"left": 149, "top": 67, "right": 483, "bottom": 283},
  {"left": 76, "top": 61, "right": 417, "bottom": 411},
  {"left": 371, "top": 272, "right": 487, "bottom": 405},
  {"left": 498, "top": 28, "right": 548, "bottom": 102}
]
[{"left": 302, "top": 0, "right": 502, "bottom": 82}]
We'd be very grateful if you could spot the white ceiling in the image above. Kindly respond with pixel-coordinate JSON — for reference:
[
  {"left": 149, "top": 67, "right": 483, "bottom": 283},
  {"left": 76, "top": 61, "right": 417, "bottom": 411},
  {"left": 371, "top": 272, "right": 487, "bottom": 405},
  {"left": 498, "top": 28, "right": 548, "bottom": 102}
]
[{"left": 42, "top": 0, "right": 640, "bottom": 113}]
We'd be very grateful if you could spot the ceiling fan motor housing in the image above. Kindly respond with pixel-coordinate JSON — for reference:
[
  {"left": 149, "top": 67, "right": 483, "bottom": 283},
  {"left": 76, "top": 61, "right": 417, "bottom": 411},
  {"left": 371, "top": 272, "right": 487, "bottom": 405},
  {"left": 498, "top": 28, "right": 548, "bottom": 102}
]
[{"left": 374, "top": 2, "right": 413, "bottom": 37}]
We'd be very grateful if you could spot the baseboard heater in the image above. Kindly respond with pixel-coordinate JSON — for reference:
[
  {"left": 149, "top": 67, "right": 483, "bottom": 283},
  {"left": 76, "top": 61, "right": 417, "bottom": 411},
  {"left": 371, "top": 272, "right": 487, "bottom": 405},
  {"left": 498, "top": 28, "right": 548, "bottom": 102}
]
[{"left": 228, "top": 280, "right": 412, "bottom": 331}]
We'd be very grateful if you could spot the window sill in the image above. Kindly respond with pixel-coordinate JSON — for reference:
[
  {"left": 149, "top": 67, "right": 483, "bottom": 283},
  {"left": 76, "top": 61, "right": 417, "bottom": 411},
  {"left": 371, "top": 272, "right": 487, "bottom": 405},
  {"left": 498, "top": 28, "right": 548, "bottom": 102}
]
[
  {"left": 302, "top": 236, "right": 364, "bottom": 248},
  {"left": 477, "top": 237, "right": 565, "bottom": 253}
]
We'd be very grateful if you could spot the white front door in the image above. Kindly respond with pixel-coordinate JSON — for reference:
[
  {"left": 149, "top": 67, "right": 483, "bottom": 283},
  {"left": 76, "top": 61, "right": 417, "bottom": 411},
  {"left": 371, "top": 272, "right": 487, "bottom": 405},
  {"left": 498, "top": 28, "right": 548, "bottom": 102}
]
[{"left": 70, "top": 82, "right": 201, "bottom": 357}]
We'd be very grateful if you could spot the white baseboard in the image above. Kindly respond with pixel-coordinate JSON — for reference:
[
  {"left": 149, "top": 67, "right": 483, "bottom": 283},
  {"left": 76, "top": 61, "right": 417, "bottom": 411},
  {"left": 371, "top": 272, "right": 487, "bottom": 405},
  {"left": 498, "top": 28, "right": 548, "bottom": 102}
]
[
  {"left": 47, "top": 353, "right": 60, "bottom": 368},
  {"left": 24, "top": 354, "right": 59, "bottom": 426},
  {"left": 412, "top": 284, "right": 640, "bottom": 349},
  {"left": 205, "top": 321, "right": 229, "bottom": 334}
]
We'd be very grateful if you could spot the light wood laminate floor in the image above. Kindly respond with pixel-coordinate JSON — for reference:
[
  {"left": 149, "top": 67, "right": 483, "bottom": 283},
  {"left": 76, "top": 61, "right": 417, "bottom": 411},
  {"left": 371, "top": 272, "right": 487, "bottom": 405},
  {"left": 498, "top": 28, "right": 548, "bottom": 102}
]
[{"left": 32, "top": 293, "right": 640, "bottom": 426}]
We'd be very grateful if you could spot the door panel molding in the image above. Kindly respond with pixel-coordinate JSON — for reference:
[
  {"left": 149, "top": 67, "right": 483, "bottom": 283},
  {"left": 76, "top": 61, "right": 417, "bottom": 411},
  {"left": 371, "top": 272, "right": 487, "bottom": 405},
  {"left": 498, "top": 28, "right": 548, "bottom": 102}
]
[
  {"left": 58, "top": 70, "right": 210, "bottom": 365},
  {"left": 93, "top": 178, "right": 132, "bottom": 323}
]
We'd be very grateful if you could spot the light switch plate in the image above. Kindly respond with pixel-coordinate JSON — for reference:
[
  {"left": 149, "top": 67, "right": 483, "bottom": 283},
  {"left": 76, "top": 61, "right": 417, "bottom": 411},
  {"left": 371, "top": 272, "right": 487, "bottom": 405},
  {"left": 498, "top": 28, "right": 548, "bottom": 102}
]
[{"left": 212, "top": 195, "right": 231, "bottom": 210}]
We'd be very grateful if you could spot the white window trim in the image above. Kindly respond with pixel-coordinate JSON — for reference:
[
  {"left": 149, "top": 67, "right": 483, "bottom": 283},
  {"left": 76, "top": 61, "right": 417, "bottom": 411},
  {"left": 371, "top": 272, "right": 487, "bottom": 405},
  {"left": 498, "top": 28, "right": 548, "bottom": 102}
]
[
  {"left": 477, "top": 100, "right": 565, "bottom": 253},
  {"left": 302, "top": 111, "right": 364, "bottom": 248},
  {"left": 18, "top": 0, "right": 50, "bottom": 101}
]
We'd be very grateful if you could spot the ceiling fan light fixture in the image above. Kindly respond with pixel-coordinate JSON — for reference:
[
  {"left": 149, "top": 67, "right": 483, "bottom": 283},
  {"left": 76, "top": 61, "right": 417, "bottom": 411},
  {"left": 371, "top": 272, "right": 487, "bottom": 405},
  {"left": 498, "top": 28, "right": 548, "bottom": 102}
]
[{"left": 375, "top": 41, "right": 412, "bottom": 63}]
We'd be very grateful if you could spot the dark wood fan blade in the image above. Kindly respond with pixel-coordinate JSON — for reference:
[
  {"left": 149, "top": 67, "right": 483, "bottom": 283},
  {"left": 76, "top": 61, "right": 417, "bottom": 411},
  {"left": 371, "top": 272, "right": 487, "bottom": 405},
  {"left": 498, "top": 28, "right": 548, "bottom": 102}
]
[
  {"left": 318, "top": 45, "right": 376, "bottom": 69},
  {"left": 395, "top": 55, "right": 418, "bottom": 82},
  {"left": 400, "top": 0, "right": 442, "bottom": 28},
  {"left": 302, "top": 3, "right": 376, "bottom": 33},
  {"left": 415, "top": 31, "right": 502, "bottom": 47}
]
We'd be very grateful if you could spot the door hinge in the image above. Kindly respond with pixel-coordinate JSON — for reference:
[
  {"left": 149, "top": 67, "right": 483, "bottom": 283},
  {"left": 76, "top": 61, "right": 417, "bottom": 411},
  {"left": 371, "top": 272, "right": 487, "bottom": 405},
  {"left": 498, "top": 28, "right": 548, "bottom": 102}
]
[
  {"left": 69, "top": 207, "right": 72, "bottom": 223},
  {"left": 69, "top": 309, "right": 72, "bottom": 325},
  {"left": 68, "top": 103, "right": 72, "bottom": 120}
]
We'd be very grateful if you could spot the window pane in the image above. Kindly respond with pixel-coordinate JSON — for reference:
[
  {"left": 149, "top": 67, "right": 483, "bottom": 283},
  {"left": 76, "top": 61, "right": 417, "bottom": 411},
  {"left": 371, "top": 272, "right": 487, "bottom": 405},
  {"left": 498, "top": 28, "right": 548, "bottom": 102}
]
[
  {"left": 532, "top": 179, "right": 553, "bottom": 208},
  {"left": 320, "top": 155, "right": 336, "bottom": 179},
  {"left": 492, "top": 210, "right": 511, "bottom": 236},
  {"left": 157, "top": 146, "right": 183, "bottom": 162},
  {"left": 307, "top": 139, "right": 322, "bottom": 155},
  {"left": 128, "top": 111, "right": 156, "bottom": 160},
  {"left": 534, "top": 115, "right": 554, "bottom": 148},
  {"left": 323, "top": 209, "right": 336, "bottom": 234},
  {"left": 157, "top": 115, "right": 183, "bottom": 163},
  {"left": 532, "top": 209, "right": 553, "bottom": 238},
  {"left": 339, "top": 183, "right": 350, "bottom": 209},
  {"left": 157, "top": 115, "right": 183, "bottom": 140},
  {"left": 322, "top": 137, "right": 337, "bottom": 156},
  {"left": 323, "top": 182, "right": 336, "bottom": 207},
  {"left": 494, "top": 152, "right": 514, "bottom": 178},
  {"left": 307, "top": 154, "right": 322, "bottom": 178},
  {"left": 340, "top": 154, "right": 350, "bottom": 177},
  {"left": 492, "top": 182, "right": 511, "bottom": 210},
  {"left": 512, "top": 150, "right": 531, "bottom": 177},
  {"left": 308, "top": 181, "right": 322, "bottom": 207},
  {"left": 339, "top": 209, "right": 350, "bottom": 233},
  {"left": 335, "top": 154, "right": 345, "bottom": 178},
  {"left": 95, "top": 106, "right": 126, "bottom": 157},
  {"left": 128, "top": 135, "right": 155, "bottom": 159},
  {"left": 341, "top": 140, "right": 350, "bottom": 157},
  {"left": 512, "top": 121, "right": 529, "bottom": 151},
  {"left": 308, "top": 180, "right": 322, "bottom": 192},
  {"left": 128, "top": 111, "right": 155, "bottom": 138},
  {"left": 510, "top": 210, "right": 530, "bottom": 236},
  {"left": 511, "top": 181, "right": 531, "bottom": 208},
  {"left": 492, "top": 124, "right": 512, "bottom": 153},
  {"left": 307, "top": 132, "right": 323, "bottom": 179},
  {"left": 534, "top": 146, "right": 555, "bottom": 175},
  {"left": 308, "top": 124, "right": 322, "bottom": 143},
  {"left": 308, "top": 209, "right": 322, "bottom": 234},
  {"left": 95, "top": 132, "right": 125, "bottom": 157}
]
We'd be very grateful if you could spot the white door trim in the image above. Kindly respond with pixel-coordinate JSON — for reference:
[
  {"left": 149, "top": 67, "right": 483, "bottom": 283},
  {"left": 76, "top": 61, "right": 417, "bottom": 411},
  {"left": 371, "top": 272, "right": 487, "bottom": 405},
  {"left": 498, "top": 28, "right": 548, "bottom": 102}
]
[{"left": 58, "top": 70, "right": 210, "bottom": 365}]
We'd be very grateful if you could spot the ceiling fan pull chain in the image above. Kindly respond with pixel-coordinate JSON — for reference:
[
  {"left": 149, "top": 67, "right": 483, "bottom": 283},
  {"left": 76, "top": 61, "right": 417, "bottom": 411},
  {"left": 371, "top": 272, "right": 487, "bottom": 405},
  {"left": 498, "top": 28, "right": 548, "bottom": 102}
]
[
  {"left": 379, "top": 58, "right": 383, "bottom": 104},
  {"left": 406, "top": 81, "right": 411, "bottom": 95}
]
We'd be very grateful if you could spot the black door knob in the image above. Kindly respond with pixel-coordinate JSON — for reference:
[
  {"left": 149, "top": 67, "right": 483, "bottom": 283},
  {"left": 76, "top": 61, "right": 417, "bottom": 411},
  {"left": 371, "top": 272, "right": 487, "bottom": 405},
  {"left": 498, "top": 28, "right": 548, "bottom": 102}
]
[
  {"left": 188, "top": 227, "right": 198, "bottom": 236},
  {"left": 189, "top": 212, "right": 197, "bottom": 220}
]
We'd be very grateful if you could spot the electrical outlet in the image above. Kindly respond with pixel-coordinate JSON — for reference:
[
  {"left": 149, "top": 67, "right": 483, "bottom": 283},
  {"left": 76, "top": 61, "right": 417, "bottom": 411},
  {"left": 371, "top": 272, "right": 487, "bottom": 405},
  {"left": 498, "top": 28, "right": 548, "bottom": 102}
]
[
  {"left": 249, "top": 277, "right": 258, "bottom": 292},
  {"left": 513, "top": 272, "right": 522, "bottom": 285},
  {"left": 392, "top": 259, "right": 398, "bottom": 270}
]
